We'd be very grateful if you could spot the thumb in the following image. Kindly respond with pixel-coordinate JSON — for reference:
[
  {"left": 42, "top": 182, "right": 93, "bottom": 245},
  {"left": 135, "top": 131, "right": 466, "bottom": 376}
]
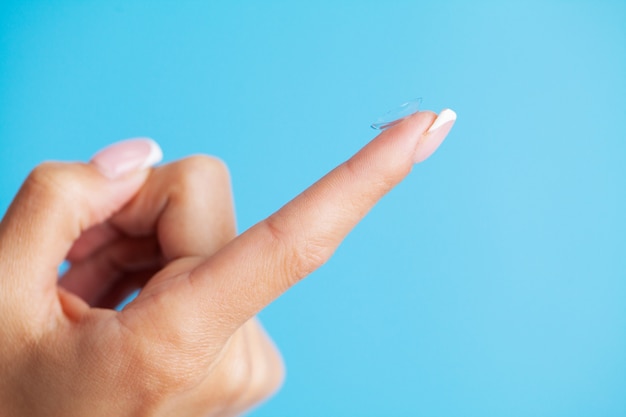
[{"left": 0, "top": 138, "right": 162, "bottom": 302}]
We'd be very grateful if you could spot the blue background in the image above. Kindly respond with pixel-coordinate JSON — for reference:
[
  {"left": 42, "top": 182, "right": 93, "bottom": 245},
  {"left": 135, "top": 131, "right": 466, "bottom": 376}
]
[{"left": 1, "top": 1, "right": 625, "bottom": 416}]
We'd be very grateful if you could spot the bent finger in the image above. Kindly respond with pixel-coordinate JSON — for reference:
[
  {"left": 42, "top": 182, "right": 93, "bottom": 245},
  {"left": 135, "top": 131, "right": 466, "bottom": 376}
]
[
  {"left": 0, "top": 139, "right": 160, "bottom": 309},
  {"left": 64, "top": 155, "right": 237, "bottom": 314},
  {"left": 110, "top": 155, "right": 237, "bottom": 262}
]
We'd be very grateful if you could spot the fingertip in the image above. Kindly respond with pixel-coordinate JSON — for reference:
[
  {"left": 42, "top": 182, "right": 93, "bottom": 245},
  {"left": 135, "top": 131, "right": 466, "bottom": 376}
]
[
  {"left": 413, "top": 108, "right": 457, "bottom": 164},
  {"left": 379, "top": 110, "right": 439, "bottom": 146},
  {"left": 426, "top": 109, "right": 457, "bottom": 133}
]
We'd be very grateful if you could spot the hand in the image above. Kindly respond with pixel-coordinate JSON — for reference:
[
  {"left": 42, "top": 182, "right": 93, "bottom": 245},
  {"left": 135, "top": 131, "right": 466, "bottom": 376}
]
[{"left": 0, "top": 109, "right": 455, "bottom": 416}]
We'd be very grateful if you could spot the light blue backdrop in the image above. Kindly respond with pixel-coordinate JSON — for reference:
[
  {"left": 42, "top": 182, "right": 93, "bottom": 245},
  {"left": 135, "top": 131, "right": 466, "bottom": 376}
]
[{"left": 1, "top": 1, "right": 625, "bottom": 416}]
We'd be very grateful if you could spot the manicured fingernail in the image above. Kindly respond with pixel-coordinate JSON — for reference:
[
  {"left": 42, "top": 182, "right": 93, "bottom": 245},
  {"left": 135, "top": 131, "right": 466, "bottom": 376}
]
[
  {"left": 91, "top": 138, "right": 163, "bottom": 179},
  {"left": 413, "top": 109, "right": 457, "bottom": 163}
]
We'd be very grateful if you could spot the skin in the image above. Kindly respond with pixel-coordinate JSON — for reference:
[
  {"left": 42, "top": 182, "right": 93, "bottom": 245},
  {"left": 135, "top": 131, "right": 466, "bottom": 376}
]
[{"left": 0, "top": 110, "right": 443, "bottom": 416}]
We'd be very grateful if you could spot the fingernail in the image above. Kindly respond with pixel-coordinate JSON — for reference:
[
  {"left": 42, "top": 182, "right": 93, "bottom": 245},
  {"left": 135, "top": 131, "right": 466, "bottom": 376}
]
[
  {"left": 91, "top": 138, "right": 163, "bottom": 179},
  {"left": 413, "top": 109, "right": 457, "bottom": 163}
]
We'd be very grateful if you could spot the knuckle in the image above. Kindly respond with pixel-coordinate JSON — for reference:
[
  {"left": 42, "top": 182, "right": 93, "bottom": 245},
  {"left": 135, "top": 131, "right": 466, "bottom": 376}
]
[
  {"left": 249, "top": 350, "right": 285, "bottom": 401},
  {"left": 295, "top": 238, "right": 331, "bottom": 280},
  {"left": 221, "top": 355, "right": 253, "bottom": 399},
  {"left": 343, "top": 157, "right": 397, "bottom": 196},
  {"left": 342, "top": 155, "right": 362, "bottom": 180},
  {"left": 169, "top": 155, "right": 231, "bottom": 193},
  {"left": 26, "top": 162, "right": 81, "bottom": 204},
  {"left": 24, "top": 162, "right": 89, "bottom": 221},
  {"left": 262, "top": 214, "right": 332, "bottom": 286}
]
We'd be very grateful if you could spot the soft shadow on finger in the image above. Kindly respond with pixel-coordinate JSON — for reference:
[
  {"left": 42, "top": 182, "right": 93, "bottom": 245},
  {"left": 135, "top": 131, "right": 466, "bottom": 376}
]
[
  {"left": 95, "top": 269, "right": 160, "bottom": 310},
  {"left": 59, "top": 236, "right": 162, "bottom": 306},
  {"left": 66, "top": 222, "right": 122, "bottom": 263}
]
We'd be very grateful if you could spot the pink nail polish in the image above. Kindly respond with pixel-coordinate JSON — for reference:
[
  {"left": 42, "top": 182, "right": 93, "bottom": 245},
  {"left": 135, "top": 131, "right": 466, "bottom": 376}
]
[
  {"left": 413, "top": 109, "right": 457, "bottom": 163},
  {"left": 91, "top": 138, "right": 163, "bottom": 179}
]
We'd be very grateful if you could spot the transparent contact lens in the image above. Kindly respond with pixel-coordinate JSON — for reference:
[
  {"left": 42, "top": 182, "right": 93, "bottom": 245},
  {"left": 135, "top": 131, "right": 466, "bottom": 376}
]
[{"left": 371, "top": 98, "right": 423, "bottom": 130}]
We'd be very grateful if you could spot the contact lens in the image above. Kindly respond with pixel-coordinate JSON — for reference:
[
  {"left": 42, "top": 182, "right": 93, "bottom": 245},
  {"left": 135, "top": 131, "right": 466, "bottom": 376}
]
[{"left": 371, "top": 98, "right": 422, "bottom": 130}]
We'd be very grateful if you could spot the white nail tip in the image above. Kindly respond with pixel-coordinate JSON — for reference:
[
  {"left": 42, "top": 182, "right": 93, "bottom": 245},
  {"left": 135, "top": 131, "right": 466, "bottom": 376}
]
[
  {"left": 139, "top": 138, "right": 164, "bottom": 169},
  {"left": 427, "top": 109, "right": 457, "bottom": 133}
]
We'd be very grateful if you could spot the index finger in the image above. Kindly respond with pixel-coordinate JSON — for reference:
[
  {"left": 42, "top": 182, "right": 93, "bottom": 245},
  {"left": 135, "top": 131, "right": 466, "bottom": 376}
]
[{"left": 136, "top": 109, "right": 456, "bottom": 336}]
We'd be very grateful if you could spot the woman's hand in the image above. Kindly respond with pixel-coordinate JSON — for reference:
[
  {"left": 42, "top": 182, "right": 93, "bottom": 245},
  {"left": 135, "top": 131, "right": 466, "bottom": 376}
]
[{"left": 0, "top": 109, "right": 455, "bottom": 416}]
